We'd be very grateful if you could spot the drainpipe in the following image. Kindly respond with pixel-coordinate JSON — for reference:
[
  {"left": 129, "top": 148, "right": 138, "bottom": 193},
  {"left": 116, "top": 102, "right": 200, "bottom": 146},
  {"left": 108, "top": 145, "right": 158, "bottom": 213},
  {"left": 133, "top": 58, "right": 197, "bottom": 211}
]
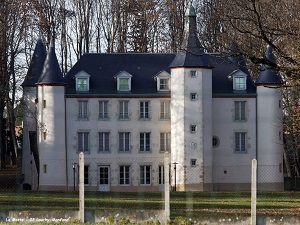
[{"left": 64, "top": 94, "right": 68, "bottom": 191}]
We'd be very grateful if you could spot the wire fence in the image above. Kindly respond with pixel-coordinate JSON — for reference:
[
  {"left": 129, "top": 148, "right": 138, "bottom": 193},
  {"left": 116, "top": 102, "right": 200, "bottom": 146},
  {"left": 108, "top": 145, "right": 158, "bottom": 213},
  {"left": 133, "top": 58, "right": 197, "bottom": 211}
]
[{"left": 0, "top": 154, "right": 298, "bottom": 223}]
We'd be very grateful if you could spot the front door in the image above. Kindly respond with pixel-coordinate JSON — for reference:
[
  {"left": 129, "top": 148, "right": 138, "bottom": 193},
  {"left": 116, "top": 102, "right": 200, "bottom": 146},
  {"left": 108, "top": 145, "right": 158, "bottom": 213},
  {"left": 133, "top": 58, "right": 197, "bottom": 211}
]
[{"left": 98, "top": 166, "right": 110, "bottom": 191}]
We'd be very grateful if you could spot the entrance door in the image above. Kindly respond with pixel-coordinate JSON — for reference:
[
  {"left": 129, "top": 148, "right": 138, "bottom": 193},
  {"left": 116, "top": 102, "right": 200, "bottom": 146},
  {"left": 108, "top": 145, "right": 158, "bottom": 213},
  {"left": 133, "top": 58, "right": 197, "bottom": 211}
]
[{"left": 98, "top": 166, "right": 110, "bottom": 191}]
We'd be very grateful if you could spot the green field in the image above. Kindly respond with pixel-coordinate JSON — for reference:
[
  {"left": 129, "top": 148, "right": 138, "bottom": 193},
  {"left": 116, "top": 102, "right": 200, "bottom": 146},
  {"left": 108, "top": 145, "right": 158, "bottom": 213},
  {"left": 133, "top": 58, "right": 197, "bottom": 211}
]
[{"left": 1, "top": 191, "right": 300, "bottom": 218}]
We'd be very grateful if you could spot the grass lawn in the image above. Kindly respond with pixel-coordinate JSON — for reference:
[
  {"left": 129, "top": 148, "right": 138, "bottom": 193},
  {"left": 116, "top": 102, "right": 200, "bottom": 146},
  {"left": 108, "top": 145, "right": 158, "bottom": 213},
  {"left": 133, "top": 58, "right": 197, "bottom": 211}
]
[{"left": 1, "top": 191, "right": 300, "bottom": 218}]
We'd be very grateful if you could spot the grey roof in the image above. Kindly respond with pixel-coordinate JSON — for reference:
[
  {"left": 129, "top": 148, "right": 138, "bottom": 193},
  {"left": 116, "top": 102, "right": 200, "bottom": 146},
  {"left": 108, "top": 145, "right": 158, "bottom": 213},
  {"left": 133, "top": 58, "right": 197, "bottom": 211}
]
[
  {"left": 65, "top": 53, "right": 175, "bottom": 95},
  {"left": 22, "top": 37, "right": 46, "bottom": 86},
  {"left": 169, "top": 6, "right": 212, "bottom": 68},
  {"left": 64, "top": 53, "right": 256, "bottom": 96},
  {"left": 256, "top": 46, "right": 282, "bottom": 86},
  {"left": 37, "top": 42, "right": 65, "bottom": 85}
]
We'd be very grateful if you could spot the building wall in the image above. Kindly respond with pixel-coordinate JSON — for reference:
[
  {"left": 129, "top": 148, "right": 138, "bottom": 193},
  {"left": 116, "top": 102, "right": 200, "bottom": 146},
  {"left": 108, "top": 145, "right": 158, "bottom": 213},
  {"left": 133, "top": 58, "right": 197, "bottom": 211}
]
[
  {"left": 65, "top": 97, "right": 170, "bottom": 191},
  {"left": 257, "top": 86, "right": 284, "bottom": 191},
  {"left": 37, "top": 85, "right": 67, "bottom": 189},
  {"left": 170, "top": 68, "right": 212, "bottom": 191},
  {"left": 212, "top": 97, "right": 257, "bottom": 190}
]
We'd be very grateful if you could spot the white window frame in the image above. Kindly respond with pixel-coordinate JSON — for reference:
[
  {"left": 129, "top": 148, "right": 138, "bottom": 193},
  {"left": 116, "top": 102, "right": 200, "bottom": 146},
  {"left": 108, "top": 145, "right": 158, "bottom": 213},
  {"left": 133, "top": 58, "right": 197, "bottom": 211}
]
[
  {"left": 234, "top": 101, "right": 246, "bottom": 121},
  {"left": 119, "top": 132, "right": 130, "bottom": 152},
  {"left": 119, "top": 101, "right": 129, "bottom": 119},
  {"left": 78, "top": 132, "right": 89, "bottom": 152},
  {"left": 160, "top": 132, "right": 171, "bottom": 152},
  {"left": 75, "top": 71, "right": 90, "bottom": 92},
  {"left": 78, "top": 100, "right": 88, "bottom": 120},
  {"left": 140, "top": 165, "right": 151, "bottom": 185},
  {"left": 139, "top": 101, "right": 149, "bottom": 119},
  {"left": 98, "top": 132, "right": 110, "bottom": 152},
  {"left": 155, "top": 71, "right": 170, "bottom": 92},
  {"left": 231, "top": 71, "right": 247, "bottom": 91},
  {"left": 116, "top": 71, "right": 132, "bottom": 92},
  {"left": 99, "top": 101, "right": 108, "bottom": 119},
  {"left": 235, "top": 132, "right": 247, "bottom": 153},
  {"left": 140, "top": 132, "right": 151, "bottom": 152},
  {"left": 160, "top": 101, "right": 170, "bottom": 119},
  {"left": 119, "top": 165, "right": 130, "bottom": 186}
]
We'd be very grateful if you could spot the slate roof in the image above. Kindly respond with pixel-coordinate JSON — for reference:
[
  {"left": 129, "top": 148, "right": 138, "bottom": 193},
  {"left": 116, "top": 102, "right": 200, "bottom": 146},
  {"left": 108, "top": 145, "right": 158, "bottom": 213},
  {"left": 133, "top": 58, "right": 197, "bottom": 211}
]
[
  {"left": 64, "top": 53, "right": 256, "bottom": 96},
  {"left": 64, "top": 53, "right": 175, "bottom": 95},
  {"left": 256, "top": 46, "right": 283, "bottom": 86},
  {"left": 22, "top": 37, "right": 46, "bottom": 86},
  {"left": 37, "top": 42, "right": 65, "bottom": 85}
]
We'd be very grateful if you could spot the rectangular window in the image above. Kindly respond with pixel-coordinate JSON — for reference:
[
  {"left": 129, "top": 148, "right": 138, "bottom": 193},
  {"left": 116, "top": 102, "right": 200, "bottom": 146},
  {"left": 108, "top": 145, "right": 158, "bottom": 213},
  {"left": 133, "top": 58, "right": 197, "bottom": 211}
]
[
  {"left": 78, "top": 132, "right": 89, "bottom": 152},
  {"left": 234, "top": 77, "right": 246, "bottom": 90},
  {"left": 190, "top": 125, "right": 197, "bottom": 133},
  {"left": 190, "top": 93, "right": 197, "bottom": 101},
  {"left": 190, "top": 71, "right": 197, "bottom": 78},
  {"left": 158, "top": 165, "right": 164, "bottom": 184},
  {"left": 191, "top": 159, "right": 197, "bottom": 167},
  {"left": 78, "top": 101, "right": 88, "bottom": 120},
  {"left": 43, "top": 100, "right": 46, "bottom": 108},
  {"left": 140, "top": 101, "right": 149, "bottom": 119},
  {"left": 160, "top": 101, "right": 170, "bottom": 119},
  {"left": 77, "top": 78, "right": 88, "bottom": 91},
  {"left": 159, "top": 78, "right": 169, "bottom": 91},
  {"left": 43, "top": 164, "right": 47, "bottom": 173},
  {"left": 99, "top": 101, "right": 108, "bottom": 119},
  {"left": 84, "top": 165, "right": 89, "bottom": 185},
  {"left": 140, "top": 165, "right": 151, "bottom": 185},
  {"left": 119, "top": 132, "right": 130, "bottom": 152},
  {"left": 119, "top": 165, "right": 130, "bottom": 185},
  {"left": 140, "top": 132, "right": 151, "bottom": 152},
  {"left": 234, "top": 101, "right": 246, "bottom": 121},
  {"left": 99, "top": 132, "right": 110, "bottom": 152},
  {"left": 119, "top": 78, "right": 129, "bottom": 91},
  {"left": 160, "top": 132, "right": 171, "bottom": 152},
  {"left": 43, "top": 132, "right": 47, "bottom": 140},
  {"left": 235, "top": 132, "right": 246, "bottom": 152},
  {"left": 119, "top": 101, "right": 129, "bottom": 119}
]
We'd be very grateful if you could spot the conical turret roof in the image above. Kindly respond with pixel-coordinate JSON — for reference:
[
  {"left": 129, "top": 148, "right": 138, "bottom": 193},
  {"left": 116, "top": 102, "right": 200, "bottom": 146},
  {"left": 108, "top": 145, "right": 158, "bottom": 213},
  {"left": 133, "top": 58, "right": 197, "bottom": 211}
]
[
  {"left": 256, "top": 45, "right": 282, "bottom": 86},
  {"left": 37, "top": 40, "right": 65, "bottom": 85},
  {"left": 228, "top": 40, "right": 249, "bottom": 74},
  {"left": 22, "top": 37, "right": 46, "bottom": 86},
  {"left": 169, "top": 5, "right": 212, "bottom": 68}
]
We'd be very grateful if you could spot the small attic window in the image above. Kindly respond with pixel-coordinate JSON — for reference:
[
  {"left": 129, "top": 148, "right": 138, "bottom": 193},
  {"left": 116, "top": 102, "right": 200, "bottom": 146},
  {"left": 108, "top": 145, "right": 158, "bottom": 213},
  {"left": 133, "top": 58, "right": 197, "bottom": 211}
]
[
  {"left": 229, "top": 70, "right": 247, "bottom": 91},
  {"left": 116, "top": 71, "right": 132, "bottom": 92},
  {"left": 155, "top": 71, "right": 170, "bottom": 92},
  {"left": 75, "top": 71, "right": 91, "bottom": 92}
]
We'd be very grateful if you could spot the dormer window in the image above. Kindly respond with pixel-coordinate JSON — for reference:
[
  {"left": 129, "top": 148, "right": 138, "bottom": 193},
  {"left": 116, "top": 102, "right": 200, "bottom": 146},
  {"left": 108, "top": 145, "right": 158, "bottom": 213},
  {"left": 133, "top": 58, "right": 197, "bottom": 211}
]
[
  {"left": 229, "top": 70, "right": 247, "bottom": 92},
  {"left": 234, "top": 77, "right": 246, "bottom": 90},
  {"left": 115, "top": 71, "right": 132, "bottom": 92},
  {"left": 75, "top": 71, "right": 90, "bottom": 92},
  {"left": 155, "top": 71, "right": 170, "bottom": 92}
]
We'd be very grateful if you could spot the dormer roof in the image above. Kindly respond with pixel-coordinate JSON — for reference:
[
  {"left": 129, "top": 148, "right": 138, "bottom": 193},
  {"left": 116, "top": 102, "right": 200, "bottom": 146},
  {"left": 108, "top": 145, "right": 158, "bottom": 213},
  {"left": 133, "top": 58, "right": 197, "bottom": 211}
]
[
  {"left": 22, "top": 37, "right": 46, "bottom": 86},
  {"left": 256, "top": 46, "right": 283, "bottom": 86},
  {"left": 37, "top": 41, "right": 65, "bottom": 85},
  {"left": 169, "top": 5, "right": 212, "bottom": 68}
]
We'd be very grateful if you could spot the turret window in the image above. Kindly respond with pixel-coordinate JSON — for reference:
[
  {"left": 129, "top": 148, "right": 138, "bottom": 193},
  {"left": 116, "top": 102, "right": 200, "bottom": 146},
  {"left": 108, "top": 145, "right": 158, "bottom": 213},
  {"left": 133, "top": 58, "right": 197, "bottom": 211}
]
[{"left": 190, "top": 71, "right": 197, "bottom": 78}]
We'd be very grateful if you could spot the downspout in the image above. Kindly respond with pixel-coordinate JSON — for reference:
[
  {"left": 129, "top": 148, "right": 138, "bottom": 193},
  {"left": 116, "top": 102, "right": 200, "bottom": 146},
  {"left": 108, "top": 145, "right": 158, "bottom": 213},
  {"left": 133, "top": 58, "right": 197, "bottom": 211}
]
[{"left": 64, "top": 92, "right": 68, "bottom": 191}]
